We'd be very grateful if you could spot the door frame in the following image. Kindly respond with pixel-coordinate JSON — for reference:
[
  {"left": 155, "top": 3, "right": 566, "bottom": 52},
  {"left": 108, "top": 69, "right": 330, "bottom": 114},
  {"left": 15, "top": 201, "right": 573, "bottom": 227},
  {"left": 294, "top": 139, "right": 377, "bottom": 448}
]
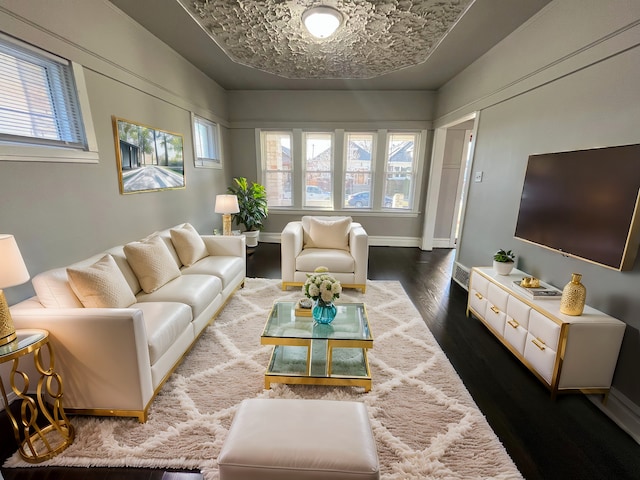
[{"left": 421, "top": 111, "right": 479, "bottom": 250}]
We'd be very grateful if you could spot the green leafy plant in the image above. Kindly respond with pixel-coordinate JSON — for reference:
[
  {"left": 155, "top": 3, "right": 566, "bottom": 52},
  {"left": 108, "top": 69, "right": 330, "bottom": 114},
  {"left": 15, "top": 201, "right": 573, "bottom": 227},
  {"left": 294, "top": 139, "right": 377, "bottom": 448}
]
[
  {"left": 493, "top": 249, "right": 515, "bottom": 263},
  {"left": 227, "top": 177, "right": 268, "bottom": 232}
]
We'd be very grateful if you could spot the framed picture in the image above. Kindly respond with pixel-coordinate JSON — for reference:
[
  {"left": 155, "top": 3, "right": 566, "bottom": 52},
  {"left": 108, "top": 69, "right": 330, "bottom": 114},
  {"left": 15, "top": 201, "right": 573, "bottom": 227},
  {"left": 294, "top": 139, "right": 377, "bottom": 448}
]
[{"left": 113, "top": 116, "right": 185, "bottom": 194}]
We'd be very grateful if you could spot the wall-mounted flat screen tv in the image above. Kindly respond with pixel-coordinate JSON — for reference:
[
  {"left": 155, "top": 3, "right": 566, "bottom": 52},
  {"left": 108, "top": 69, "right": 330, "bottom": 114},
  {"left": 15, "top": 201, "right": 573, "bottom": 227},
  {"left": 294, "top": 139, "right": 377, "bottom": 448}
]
[{"left": 514, "top": 144, "right": 640, "bottom": 271}]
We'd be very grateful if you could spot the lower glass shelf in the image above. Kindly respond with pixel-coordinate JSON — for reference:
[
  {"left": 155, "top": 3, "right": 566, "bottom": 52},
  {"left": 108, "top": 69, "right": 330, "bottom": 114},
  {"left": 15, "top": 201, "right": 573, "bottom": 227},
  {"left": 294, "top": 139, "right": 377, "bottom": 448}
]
[{"left": 266, "top": 343, "right": 370, "bottom": 379}]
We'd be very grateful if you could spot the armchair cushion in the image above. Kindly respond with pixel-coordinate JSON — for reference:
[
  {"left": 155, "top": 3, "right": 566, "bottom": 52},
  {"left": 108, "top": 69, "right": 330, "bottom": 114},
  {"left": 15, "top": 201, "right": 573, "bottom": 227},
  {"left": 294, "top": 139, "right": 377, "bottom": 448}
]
[
  {"left": 124, "top": 235, "right": 181, "bottom": 293},
  {"left": 303, "top": 216, "right": 352, "bottom": 250},
  {"left": 170, "top": 223, "right": 208, "bottom": 267},
  {"left": 296, "top": 249, "right": 355, "bottom": 273},
  {"left": 67, "top": 254, "right": 136, "bottom": 308}
]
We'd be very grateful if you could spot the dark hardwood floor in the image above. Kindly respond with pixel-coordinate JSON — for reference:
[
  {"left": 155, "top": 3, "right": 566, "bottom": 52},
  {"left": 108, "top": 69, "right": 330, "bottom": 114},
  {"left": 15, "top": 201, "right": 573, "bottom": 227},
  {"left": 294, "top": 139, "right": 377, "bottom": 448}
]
[{"left": 2, "top": 244, "right": 640, "bottom": 479}]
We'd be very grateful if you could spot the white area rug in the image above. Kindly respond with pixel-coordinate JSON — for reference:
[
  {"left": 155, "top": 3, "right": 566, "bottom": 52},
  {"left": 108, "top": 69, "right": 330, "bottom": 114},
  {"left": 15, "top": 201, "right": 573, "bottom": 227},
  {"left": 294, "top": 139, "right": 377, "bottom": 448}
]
[{"left": 5, "top": 279, "right": 523, "bottom": 479}]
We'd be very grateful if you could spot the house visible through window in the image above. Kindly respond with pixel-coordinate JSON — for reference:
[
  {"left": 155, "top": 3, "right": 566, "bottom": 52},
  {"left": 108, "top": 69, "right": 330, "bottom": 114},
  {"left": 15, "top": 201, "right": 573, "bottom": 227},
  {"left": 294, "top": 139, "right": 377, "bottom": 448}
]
[
  {"left": 0, "top": 34, "right": 86, "bottom": 150},
  {"left": 257, "top": 129, "right": 422, "bottom": 212},
  {"left": 304, "top": 132, "right": 333, "bottom": 208},
  {"left": 384, "top": 132, "right": 419, "bottom": 210},
  {"left": 344, "top": 132, "right": 376, "bottom": 208},
  {"left": 261, "top": 131, "right": 293, "bottom": 207},
  {"left": 193, "top": 115, "right": 221, "bottom": 168}
]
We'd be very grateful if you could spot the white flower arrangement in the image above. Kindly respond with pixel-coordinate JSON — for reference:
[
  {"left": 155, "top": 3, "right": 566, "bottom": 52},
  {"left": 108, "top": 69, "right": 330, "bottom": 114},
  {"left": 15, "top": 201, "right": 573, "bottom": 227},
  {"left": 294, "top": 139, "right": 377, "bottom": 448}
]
[{"left": 302, "top": 266, "right": 342, "bottom": 304}]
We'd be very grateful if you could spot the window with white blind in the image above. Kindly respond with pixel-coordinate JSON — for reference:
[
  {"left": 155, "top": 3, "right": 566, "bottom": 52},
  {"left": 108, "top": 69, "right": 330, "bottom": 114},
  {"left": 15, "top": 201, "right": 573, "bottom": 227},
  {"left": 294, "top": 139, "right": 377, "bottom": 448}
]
[
  {"left": 192, "top": 115, "right": 221, "bottom": 168},
  {"left": 0, "top": 33, "right": 97, "bottom": 163}
]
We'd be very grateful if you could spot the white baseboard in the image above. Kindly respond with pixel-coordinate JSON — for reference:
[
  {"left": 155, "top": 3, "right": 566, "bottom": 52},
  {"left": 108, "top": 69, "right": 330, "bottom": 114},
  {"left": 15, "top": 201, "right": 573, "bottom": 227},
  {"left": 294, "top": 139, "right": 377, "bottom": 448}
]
[
  {"left": 588, "top": 387, "right": 640, "bottom": 444},
  {"left": 1, "top": 391, "right": 17, "bottom": 413},
  {"left": 258, "top": 232, "right": 422, "bottom": 248},
  {"left": 432, "top": 238, "right": 454, "bottom": 248}
]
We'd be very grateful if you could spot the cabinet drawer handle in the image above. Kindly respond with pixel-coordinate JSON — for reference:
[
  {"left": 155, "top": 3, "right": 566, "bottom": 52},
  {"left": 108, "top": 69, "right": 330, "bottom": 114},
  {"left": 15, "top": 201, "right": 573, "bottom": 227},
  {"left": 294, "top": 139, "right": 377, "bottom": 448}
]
[
  {"left": 532, "top": 337, "right": 546, "bottom": 351},
  {"left": 507, "top": 319, "right": 519, "bottom": 329},
  {"left": 475, "top": 292, "right": 483, "bottom": 300},
  {"left": 490, "top": 306, "right": 500, "bottom": 314}
]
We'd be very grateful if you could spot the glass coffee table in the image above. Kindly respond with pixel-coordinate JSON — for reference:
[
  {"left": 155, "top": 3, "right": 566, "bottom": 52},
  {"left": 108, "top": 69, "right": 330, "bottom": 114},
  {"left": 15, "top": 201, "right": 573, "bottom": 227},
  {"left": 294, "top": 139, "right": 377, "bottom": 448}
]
[{"left": 261, "top": 302, "right": 373, "bottom": 391}]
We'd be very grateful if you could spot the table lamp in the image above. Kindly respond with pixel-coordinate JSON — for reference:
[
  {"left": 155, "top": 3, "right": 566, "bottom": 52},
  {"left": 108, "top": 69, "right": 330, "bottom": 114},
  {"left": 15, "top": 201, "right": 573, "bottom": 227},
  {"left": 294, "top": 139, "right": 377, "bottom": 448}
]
[
  {"left": 215, "top": 194, "right": 240, "bottom": 236},
  {"left": 0, "top": 234, "right": 30, "bottom": 346}
]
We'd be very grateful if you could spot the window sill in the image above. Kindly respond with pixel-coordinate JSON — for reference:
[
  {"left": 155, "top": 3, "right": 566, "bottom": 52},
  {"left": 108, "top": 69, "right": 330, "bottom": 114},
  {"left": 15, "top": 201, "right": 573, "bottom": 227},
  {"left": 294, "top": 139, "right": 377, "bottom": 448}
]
[
  {"left": 268, "top": 208, "right": 419, "bottom": 217},
  {"left": 0, "top": 144, "right": 99, "bottom": 164}
]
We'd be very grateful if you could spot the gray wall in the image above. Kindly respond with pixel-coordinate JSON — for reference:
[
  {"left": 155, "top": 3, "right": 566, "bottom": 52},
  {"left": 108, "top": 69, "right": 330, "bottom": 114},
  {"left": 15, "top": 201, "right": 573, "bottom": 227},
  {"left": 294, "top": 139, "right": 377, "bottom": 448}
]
[
  {"left": 436, "top": 0, "right": 640, "bottom": 406},
  {"left": 227, "top": 90, "right": 436, "bottom": 239},
  {"left": 0, "top": 0, "right": 231, "bottom": 305}
]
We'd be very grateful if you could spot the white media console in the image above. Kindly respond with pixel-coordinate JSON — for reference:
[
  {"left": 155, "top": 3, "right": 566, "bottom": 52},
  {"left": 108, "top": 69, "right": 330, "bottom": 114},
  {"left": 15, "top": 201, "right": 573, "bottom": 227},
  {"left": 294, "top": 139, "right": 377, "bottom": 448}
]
[{"left": 467, "top": 267, "right": 626, "bottom": 398}]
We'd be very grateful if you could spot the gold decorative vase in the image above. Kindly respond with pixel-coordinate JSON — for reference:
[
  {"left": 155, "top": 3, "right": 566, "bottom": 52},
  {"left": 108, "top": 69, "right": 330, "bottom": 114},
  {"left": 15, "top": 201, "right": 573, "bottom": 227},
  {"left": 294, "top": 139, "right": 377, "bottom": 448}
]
[{"left": 560, "top": 273, "right": 586, "bottom": 316}]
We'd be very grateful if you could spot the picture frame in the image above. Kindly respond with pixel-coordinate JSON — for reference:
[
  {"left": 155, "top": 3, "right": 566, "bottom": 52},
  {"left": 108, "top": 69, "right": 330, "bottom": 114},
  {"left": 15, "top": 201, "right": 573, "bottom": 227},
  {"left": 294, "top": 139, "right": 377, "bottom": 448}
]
[{"left": 113, "top": 116, "right": 185, "bottom": 194}]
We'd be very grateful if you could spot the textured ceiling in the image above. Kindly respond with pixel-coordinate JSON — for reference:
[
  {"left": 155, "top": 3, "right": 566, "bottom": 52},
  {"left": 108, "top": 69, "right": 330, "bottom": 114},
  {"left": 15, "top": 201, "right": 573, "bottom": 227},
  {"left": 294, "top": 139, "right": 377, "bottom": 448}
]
[
  {"left": 182, "top": 0, "right": 474, "bottom": 80},
  {"left": 109, "top": 0, "right": 552, "bottom": 90}
]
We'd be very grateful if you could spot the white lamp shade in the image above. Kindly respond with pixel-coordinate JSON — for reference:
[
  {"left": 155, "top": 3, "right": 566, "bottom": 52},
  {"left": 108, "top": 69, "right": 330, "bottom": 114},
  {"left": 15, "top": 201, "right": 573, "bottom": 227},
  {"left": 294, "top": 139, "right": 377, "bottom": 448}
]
[
  {"left": 0, "top": 234, "right": 30, "bottom": 288},
  {"left": 303, "top": 6, "right": 342, "bottom": 39},
  {"left": 215, "top": 194, "right": 240, "bottom": 214}
]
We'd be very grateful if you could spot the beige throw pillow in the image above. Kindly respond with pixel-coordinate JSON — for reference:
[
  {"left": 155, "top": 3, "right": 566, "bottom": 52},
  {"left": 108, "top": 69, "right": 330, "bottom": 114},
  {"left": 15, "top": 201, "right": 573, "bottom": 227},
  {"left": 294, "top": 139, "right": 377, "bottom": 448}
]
[
  {"left": 124, "top": 235, "right": 181, "bottom": 293},
  {"left": 67, "top": 254, "right": 136, "bottom": 308},
  {"left": 305, "top": 216, "right": 352, "bottom": 250},
  {"left": 170, "top": 223, "right": 208, "bottom": 267}
]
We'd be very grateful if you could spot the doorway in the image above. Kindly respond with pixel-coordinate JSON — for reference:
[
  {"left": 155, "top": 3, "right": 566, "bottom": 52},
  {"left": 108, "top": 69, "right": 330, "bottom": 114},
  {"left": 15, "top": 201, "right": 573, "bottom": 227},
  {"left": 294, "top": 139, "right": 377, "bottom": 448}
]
[{"left": 421, "top": 112, "right": 478, "bottom": 251}]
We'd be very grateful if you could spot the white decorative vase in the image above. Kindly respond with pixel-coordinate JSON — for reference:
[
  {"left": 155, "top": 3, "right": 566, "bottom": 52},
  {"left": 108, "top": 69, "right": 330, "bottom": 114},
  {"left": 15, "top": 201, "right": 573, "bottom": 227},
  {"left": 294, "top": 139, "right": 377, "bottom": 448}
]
[
  {"left": 244, "top": 230, "right": 259, "bottom": 248},
  {"left": 493, "top": 260, "right": 514, "bottom": 276}
]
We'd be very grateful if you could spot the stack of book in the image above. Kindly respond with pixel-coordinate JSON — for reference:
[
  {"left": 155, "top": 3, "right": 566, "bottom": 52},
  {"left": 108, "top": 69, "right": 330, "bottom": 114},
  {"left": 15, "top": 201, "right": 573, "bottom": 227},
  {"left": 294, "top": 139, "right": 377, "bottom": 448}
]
[{"left": 512, "top": 281, "right": 562, "bottom": 299}]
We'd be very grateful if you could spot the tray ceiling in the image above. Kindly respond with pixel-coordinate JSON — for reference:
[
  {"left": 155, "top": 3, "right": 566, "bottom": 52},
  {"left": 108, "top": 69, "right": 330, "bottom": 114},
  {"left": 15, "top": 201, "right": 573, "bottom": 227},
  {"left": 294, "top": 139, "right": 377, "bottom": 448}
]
[{"left": 109, "top": 0, "right": 552, "bottom": 90}]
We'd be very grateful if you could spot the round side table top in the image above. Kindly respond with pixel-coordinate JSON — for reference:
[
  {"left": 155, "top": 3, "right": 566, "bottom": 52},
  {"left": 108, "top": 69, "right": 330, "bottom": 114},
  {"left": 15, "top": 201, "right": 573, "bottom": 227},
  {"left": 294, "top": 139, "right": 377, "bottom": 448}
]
[{"left": 0, "top": 329, "right": 48, "bottom": 361}]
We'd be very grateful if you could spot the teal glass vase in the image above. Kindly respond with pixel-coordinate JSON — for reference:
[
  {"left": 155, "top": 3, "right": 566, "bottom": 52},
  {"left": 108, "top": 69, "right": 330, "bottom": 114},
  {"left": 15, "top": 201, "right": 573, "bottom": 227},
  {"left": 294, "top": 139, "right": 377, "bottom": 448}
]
[{"left": 312, "top": 299, "right": 337, "bottom": 324}]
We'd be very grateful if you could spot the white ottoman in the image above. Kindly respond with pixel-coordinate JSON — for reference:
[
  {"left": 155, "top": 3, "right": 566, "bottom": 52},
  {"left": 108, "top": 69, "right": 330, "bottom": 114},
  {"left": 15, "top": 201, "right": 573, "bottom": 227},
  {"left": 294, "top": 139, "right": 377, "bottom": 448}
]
[{"left": 218, "top": 398, "right": 380, "bottom": 480}]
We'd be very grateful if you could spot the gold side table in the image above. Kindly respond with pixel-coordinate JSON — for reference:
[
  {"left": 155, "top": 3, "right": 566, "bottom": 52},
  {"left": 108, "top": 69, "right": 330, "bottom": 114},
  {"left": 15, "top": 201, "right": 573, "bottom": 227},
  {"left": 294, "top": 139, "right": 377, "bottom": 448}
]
[{"left": 0, "top": 329, "right": 74, "bottom": 463}]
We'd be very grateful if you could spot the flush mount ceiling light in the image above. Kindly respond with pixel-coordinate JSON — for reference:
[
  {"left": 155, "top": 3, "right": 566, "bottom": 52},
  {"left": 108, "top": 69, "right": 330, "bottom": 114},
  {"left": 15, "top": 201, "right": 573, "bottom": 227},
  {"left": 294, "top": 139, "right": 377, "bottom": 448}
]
[{"left": 302, "top": 6, "right": 343, "bottom": 39}]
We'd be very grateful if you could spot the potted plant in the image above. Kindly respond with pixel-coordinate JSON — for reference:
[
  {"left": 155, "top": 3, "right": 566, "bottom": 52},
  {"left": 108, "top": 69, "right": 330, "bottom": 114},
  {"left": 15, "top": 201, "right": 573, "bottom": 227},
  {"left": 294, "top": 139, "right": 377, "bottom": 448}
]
[
  {"left": 227, "top": 177, "right": 268, "bottom": 248},
  {"left": 493, "top": 249, "right": 515, "bottom": 275}
]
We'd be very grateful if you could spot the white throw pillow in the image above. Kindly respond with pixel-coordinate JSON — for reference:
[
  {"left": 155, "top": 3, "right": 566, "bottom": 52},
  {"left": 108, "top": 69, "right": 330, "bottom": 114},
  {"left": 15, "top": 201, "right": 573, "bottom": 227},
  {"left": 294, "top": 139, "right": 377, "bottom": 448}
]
[
  {"left": 170, "top": 223, "right": 208, "bottom": 267},
  {"left": 305, "top": 216, "right": 352, "bottom": 250},
  {"left": 67, "top": 254, "right": 136, "bottom": 308},
  {"left": 124, "top": 235, "right": 181, "bottom": 293}
]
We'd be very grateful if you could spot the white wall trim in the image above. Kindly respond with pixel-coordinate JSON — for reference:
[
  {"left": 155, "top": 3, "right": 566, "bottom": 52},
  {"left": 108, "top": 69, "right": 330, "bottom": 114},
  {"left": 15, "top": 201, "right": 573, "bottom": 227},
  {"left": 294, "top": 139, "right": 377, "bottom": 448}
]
[
  {"left": 230, "top": 120, "right": 432, "bottom": 130},
  {"left": 433, "top": 238, "right": 453, "bottom": 248},
  {"left": 259, "top": 232, "right": 421, "bottom": 248},
  {"left": 0, "top": 391, "right": 17, "bottom": 412},
  {"left": 0, "top": 4, "right": 229, "bottom": 128},
  {"left": 435, "top": 18, "right": 640, "bottom": 127}
]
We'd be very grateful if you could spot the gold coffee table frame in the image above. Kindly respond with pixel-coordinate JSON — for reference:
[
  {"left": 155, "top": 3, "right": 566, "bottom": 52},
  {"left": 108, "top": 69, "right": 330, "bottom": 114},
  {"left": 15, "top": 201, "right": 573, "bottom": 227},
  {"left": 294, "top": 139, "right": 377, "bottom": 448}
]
[
  {"left": 261, "top": 302, "right": 374, "bottom": 391},
  {"left": 0, "top": 329, "right": 75, "bottom": 463}
]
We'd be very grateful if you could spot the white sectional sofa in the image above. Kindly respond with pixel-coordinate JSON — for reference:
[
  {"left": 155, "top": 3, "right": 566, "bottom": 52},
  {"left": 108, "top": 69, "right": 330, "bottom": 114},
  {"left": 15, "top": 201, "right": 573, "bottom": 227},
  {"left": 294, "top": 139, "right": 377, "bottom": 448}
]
[{"left": 10, "top": 223, "right": 245, "bottom": 422}]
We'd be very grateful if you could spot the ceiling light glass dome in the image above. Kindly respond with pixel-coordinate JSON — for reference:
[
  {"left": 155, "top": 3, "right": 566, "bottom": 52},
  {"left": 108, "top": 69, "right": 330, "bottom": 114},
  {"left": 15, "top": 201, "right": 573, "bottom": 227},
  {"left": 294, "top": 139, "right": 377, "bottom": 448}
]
[{"left": 302, "top": 6, "right": 343, "bottom": 39}]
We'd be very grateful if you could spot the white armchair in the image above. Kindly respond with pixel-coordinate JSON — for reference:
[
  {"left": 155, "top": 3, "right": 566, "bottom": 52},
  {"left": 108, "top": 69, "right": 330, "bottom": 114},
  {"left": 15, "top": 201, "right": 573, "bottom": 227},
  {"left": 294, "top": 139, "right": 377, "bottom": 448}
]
[{"left": 281, "top": 216, "right": 368, "bottom": 292}]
